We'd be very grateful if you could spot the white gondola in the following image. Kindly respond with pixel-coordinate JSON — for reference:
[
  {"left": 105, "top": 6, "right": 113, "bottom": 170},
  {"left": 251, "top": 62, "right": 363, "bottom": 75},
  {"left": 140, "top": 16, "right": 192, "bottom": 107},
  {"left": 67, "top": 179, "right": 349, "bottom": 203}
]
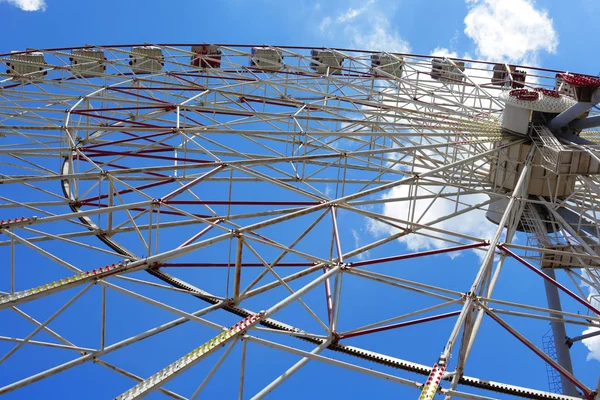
[
  {"left": 250, "top": 47, "right": 283, "bottom": 71},
  {"left": 70, "top": 49, "right": 106, "bottom": 77},
  {"left": 310, "top": 49, "right": 344, "bottom": 75},
  {"left": 129, "top": 46, "right": 164, "bottom": 73},
  {"left": 431, "top": 58, "right": 465, "bottom": 83},
  {"left": 6, "top": 51, "right": 47, "bottom": 79},
  {"left": 371, "top": 54, "right": 404, "bottom": 78},
  {"left": 492, "top": 63, "right": 526, "bottom": 88}
]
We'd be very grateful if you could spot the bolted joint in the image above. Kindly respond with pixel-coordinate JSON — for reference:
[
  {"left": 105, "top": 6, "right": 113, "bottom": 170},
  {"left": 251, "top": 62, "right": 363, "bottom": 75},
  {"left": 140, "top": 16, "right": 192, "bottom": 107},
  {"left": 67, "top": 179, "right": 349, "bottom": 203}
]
[
  {"left": 330, "top": 331, "right": 342, "bottom": 345},
  {"left": 464, "top": 291, "right": 477, "bottom": 300},
  {"left": 225, "top": 297, "right": 237, "bottom": 307},
  {"left": 148, "top": 262, "right": 161, "bottom": 270}
]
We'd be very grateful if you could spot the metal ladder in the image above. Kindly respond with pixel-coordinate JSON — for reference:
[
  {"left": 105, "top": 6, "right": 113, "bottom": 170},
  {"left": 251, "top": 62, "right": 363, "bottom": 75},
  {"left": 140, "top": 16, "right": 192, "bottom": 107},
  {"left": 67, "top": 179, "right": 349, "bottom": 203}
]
[
  {"left": 542, "top": 327, "right": 564, "bottom": 394},
  {"left": 531, "top": 124, "right": 564, "bottom": 174},
  {"left": 520, "top": 203, "right": 551, "bottom": 247}
]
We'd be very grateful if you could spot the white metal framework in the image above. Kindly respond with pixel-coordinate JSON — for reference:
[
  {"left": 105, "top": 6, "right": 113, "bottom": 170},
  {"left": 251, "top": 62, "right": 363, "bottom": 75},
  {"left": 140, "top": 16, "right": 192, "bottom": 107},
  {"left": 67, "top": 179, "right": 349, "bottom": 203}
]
[{"left": 0, "top": 44, "right": 599, "bottom": 399}]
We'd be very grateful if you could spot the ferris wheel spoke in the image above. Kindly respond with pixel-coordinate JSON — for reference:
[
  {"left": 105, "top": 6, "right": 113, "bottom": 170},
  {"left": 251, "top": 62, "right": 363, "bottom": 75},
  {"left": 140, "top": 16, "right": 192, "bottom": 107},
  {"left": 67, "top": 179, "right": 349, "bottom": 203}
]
[
  {"left": 481, "top": 306, "right": 599, "bottom": 328},
  {"left": 0, "top": 282, "right": 93, "bottom": 366},
  {"left": 116, "top": 261, "right": 340, "bottom": 399},
  {"left": 244, "top": 334, "right": 499, "bottom": 400},
  {"left": 251, "top": 339, "right": 331, "bottom": 400},
  {"left": 18, "top": 226, "right": 122, "bottom": 256},
  {"left": 339, "top": 197, "right": 494, "bottom": 246},
  {"left": 2, "top": 228, "right": 80, "bottom": 273},
  {"left": 480, "top": 304, "right": 593, "bottom": 397},
  {"left": 242, "top": 240, "right": 330, "bottom": 333},
  {"left": 10, "top": 305, "right": 79, "bottom": 348},
  {"left": 95, "top": 359, "right": 187, "bottom": 400},
  {"left": 188, "top": 337, "right": 241, "bottom": 400},
  {"left": 239, "top": 228, "right": 335, "bottom": 267},
  {"left": 0, "top": 299, "right": 229, "bottom": 396},
  {"left": 339, "top": 296, "right": 463, "bottom": 338},
  {"left": 347, "top": 269, "right": 462, "bottom": 303},
  {"left": 237, "top": 208, "right": 330, "bottom": 298},
  {"left": 0, "top": 335, "right": 93, "bottom": 353},
  {"left": 100, "top": 280, "right": 222, "bottom": 330}
]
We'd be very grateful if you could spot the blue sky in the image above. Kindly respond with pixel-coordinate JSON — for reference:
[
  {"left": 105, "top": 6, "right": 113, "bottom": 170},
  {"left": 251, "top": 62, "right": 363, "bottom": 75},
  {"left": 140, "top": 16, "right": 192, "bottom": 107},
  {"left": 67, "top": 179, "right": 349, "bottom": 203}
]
[
  {"left": 1, "top": 0, "right": 600, "bottom": 399},
  {"left": 0, "top": 0, "right": 597, "bottom": 76}
]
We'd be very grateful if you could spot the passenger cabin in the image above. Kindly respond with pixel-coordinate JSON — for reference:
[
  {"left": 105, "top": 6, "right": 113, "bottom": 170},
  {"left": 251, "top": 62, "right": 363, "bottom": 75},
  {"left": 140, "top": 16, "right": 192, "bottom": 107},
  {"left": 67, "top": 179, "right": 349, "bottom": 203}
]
[
  {"left": 371, "top": 54, "right": 404, "bottom": 78},
  {"left": 555, "top": 74, "right": 576, "bottom": 98},
  {"left": 310, "top": 50, "right": 344, "bottom": 75},
  {"left": 6, "top": 51, "right": 47, "bottom": 79},
  {"left": 70, "top": 49, "right": 106, "bottom": 77},
  {"left": 191, "top": 45, "right": 222, "bottom": 69},
  {"left": 129, "top": 46, "right": 164, "bottom": 73},
  {"left": 249, "top": 47, "right": 283, "bottom": 71},
  {"left": 491, "top": 64, "right": 526, "bottom": 88},
  {"left": 555, "top": 73, "right": 600, "bottom": 102},
  {"left": 430, "top": 58, "right": 465, "bottom": 83}
]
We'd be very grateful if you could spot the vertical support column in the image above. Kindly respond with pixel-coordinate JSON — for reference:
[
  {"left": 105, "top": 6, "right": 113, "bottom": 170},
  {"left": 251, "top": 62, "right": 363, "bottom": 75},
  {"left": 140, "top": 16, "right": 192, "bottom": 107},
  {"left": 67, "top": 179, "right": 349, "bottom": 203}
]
[
  {"left": 10, "top": 227, "right": 15, "bottom": 294},
  {"left": 233, "top": 236, "right": 243, "bottom": 299},
  {"left": 433, "top": 147, "right": 534, "bottom": 400},
  {"left": 543, "top": 268, "right": 579, "bottom": 397},
  {"left": 544, "top": 204, "right": 600, "bottom": 397}
]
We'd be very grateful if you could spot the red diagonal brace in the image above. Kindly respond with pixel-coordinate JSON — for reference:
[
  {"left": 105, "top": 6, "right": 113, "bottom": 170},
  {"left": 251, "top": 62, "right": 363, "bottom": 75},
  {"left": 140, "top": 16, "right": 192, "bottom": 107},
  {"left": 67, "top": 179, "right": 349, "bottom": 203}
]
[
  {"left": 483, "top": 306, "right": 593, "bottom": 399},
  {"left": 340, "top": 310, "right": 461, "bottom": 339},
  {"left": 498, "top": 244, "right": 600, "bottom": 316},
  {"left": 350, "top": 242, "right": 489, "bottom": 268}
]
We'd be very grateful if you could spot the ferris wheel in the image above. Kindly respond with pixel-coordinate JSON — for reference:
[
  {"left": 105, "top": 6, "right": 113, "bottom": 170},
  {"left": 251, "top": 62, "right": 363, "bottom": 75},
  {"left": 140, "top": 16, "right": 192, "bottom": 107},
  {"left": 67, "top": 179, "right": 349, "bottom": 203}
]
[{"left": 0, "top": 44, "right": 600, "bottom": 400}]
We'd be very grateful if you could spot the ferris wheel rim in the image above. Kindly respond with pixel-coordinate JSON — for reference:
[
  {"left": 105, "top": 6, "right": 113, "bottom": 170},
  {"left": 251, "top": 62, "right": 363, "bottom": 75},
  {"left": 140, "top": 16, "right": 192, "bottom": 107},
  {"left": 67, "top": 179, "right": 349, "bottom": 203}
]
[{"left": 0, "top": 43, "right": 591, "bottom": 79}]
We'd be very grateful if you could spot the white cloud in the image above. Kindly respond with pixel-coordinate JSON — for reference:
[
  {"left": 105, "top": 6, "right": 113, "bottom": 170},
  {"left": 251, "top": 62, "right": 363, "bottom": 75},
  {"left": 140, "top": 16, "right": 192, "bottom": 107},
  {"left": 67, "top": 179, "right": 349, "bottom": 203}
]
[
  {"left": 316, "top": 1, "right": 410, "bottom": 53},
  {"left": 336, "top": 0, "right": 375, "bottom": 23},
  {"left": 368, "top": 178, "right": 498, "bottom": 260},
  {"left": 319, "top": 16, "right": 332, "bottom": 33},
  {"left": 582, "top": 326, "right": 600, "bottom": 361},
  {"left": 464, "top": 0, "right": 558, "bottom": 64},
  {"left": 431, "top": 47, "right": 459, "bottom": 59},
  {"left": 1, "top": 0, "right": 46, "bottom": 11},
  {"left": 349, "top": 22, "right": 411, "bottom": 53},
  {"left": 350, "top": 228, "right": 370, "bottom": 260},
  {"left": 582, "top": 286, "right": 600, "bottom": 361}
]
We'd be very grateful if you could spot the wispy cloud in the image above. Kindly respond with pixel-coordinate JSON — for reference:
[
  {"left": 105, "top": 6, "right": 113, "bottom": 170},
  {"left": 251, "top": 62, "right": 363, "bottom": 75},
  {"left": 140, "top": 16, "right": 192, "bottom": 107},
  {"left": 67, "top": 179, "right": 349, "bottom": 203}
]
[
  {"left": 336, "top": 0, "right": 375, "bottom": 23},
  {"left": 0, "top": 0, "right": 46, "bottom": 11},
  {"left": 319, "top": 16, "right": 332, "bottom": 33},
  {"left": 581, "top": 281, "right": 600, "bottom": 361},
  {"left": 583, "top": 327, "right": 600, "bottom": 361},
  {"left": 316, "top": 0, "right": 410, "bottom": 53},
  {"left": 351, "top": 228, "right": 370, "bottom": 260}
]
